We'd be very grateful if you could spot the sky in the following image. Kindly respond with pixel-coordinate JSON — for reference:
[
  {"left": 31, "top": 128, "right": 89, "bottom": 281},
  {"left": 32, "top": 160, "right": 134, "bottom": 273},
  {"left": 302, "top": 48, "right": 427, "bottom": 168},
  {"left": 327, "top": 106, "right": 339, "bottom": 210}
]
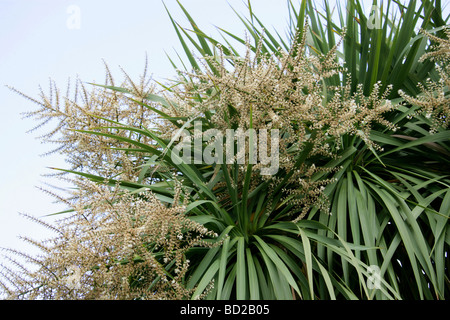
[{"left": 0, "top": 0, "right": 297, "bottom": 270}]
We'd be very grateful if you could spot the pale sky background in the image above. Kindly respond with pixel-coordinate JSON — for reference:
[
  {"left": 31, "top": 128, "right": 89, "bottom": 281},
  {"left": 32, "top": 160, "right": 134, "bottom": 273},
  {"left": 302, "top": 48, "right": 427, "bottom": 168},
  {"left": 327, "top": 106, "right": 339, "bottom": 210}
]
[{"left": 0, "top": 0, "right": 448, "bottom": 276}]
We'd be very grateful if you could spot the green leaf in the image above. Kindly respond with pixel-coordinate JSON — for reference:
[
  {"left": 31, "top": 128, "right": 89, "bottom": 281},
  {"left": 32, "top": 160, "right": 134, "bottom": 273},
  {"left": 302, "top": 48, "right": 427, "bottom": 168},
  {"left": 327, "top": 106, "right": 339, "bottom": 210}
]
[
  {"left": 246, "top": 248, "right": 260, "bottom": 300},
  {"left": 298, "top": 227, "right": 314, "bottom": 299},
  {"left": 313, "top": 256, "right": 336, "bottom": 300},
  {"left": 191, "top": 260, "right": 220, "bottom": 300},
  {"left": 216, "top": 236, "right": 231, "bottom": 300},
  {"left": 254, "top": 235, "right": 301, "bottom": 298},
  {"left": 236, "top": 237, "right": 247, "bottom": 300}
]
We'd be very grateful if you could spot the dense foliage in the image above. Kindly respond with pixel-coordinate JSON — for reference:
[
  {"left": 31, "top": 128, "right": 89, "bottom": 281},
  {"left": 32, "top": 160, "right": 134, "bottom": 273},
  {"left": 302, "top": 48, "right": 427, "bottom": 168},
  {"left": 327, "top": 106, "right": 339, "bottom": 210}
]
[{"left": 1, "top": 0, "right": 449, "bottom": 300}]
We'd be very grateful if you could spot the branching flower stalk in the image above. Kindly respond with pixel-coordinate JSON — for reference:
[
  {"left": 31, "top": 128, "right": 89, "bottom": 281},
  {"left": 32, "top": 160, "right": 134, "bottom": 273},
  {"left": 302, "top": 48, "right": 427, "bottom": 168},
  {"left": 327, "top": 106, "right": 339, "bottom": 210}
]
[
  {"left": 170, "top": 27, "right": 397, "bottom": 218},
  {"left": 399, "top": 27, "right": 450, "bottom": 132},
  {"left": 7, "top": 60, "right": 171, "bottom": 183},
  {"left": 1, "top": 180, "right": 219, "bottom": 300}
]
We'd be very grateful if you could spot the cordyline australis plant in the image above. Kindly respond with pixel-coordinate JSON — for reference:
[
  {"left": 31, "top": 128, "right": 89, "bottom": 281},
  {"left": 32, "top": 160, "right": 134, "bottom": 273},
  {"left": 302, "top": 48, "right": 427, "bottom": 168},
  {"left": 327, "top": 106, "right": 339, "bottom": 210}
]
[{"left": 1, "top": 0, "right": 449, "bottom": 300}]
